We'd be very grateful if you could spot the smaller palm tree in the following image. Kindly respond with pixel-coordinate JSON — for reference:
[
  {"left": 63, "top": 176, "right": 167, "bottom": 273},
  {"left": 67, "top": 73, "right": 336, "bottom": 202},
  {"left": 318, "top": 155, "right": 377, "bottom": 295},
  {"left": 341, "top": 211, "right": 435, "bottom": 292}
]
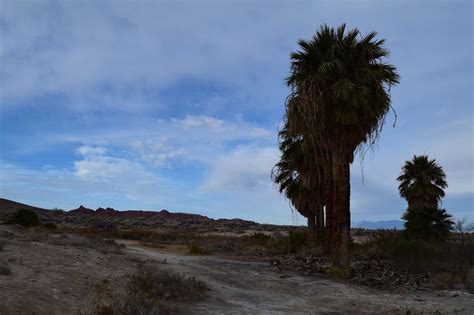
[
  {"left": 402, "top": 206, "right": 453, "bottom": 241},
  {"left": 397, "top": 155, "right": 447, "bottom": 208},
  {"left": 272, "top": 122, "right": 326, "bottom": 250}
]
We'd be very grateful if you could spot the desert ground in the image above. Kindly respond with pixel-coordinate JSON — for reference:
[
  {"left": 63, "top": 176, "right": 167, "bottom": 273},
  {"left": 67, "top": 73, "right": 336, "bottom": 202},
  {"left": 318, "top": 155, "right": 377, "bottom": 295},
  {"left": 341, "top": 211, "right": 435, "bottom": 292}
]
[{"left": 1, "top": 199, "right": 473, "bottom": 314}]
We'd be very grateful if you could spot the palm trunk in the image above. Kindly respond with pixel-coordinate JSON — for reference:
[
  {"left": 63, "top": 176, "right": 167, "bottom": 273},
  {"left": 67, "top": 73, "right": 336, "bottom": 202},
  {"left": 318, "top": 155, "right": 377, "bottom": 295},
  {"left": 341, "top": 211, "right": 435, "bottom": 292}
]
[
  {"left": 316, "top": 204, "right": 324, "bottom": 248},
  {"left": 324, "top": 184, "right": 335, "bottom": 256},
  {"left": 332, "top": 156, "right": 351, "bottom": 268},
  {"left": 307, "top": 214, "right": 316, "bottom": 250}
]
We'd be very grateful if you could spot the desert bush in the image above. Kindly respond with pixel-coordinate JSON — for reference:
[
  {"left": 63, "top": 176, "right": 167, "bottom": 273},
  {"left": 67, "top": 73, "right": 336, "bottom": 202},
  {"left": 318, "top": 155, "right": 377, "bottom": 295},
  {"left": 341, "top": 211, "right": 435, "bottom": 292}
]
[
  {"left": 0, "top": 265, "right": 11, "bottom": 275},
  {"left": 431, "top": 272, "right": 463, "bottom": 290},
  {"left": 188, "top": 244, "right": 208, "bottom": 255},
  {"left": 327, "top": 266, "right": 351, "bottom": 279},
  {"left": 114, "top": 229, "right": 194, "bottom": 244},
  {"left": 402, "top": 206, "right": 453, "bottom": 241},
  {"left": 269, "top": 230, "right": 308, "bottom": 254},
  {"left": 94, "top": 268, "right": 207, "bottom": 314},
  {"left": 249, "top": 232, "right": 273, "bottom": 245},
  {"left": 94, "top": 221, "right": 117, "bottom": 232},
  {"left": 353, "top": 232, "right": 474, "bottom": 290},
  {"left": 453, "top": 219, "right": 474, "bottom": 268},
  {"left": 465, "top": 268, "right": 474, "bottom": 293},
  {"left": 9, "top": 208, "right": 39, "bottom": 227},
  {"left": 371, "top": 234, "right": 459, "bottom": 273},
  {"left": 41, "top": 222, "right": 58, "bottom": 231},
  {"left": 129, "top": 268, "right": 206, "bottom": 301}
]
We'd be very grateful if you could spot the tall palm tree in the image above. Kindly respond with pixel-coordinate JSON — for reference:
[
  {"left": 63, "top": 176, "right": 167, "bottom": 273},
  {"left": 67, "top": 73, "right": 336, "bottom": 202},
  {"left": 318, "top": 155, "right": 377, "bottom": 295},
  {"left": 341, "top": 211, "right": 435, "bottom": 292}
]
[
  {"left": 272, "top": 122, "right": 326, "bottom": 250},
  {"left": 397, "top": 155, "right": 447, "bottom": 208},
  {"left": 285, "top": 24, "right": 399, "bottom": 267},
  {"left": 272, "top": 124, "right": 319, "bottom": 249}
]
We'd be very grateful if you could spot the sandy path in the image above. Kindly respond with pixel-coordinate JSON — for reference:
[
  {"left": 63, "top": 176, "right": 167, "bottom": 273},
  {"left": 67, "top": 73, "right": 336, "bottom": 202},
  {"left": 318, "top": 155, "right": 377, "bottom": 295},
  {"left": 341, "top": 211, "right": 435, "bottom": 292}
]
[{"left": 120, "top": 240, "right": 474, "bottom": 314}]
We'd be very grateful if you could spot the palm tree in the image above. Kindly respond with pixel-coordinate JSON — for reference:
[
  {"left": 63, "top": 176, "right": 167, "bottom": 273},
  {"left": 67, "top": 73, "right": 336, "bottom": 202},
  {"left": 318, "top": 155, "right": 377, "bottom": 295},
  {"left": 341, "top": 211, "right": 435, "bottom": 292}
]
[
  {"left": 397, "top": 155, "right": 448, "bottom": 208},
  {"left": 272, "top": 123, "right": 324, "bottom": 250},
  {"left": 285, "top": 24, "right": 399, "bottom": 267},
  {"left": 272, "top": 157, "right": 318, "bottom": 248},
  {"left": 402, "top": 205, "right": 453, "bottom": 241}
]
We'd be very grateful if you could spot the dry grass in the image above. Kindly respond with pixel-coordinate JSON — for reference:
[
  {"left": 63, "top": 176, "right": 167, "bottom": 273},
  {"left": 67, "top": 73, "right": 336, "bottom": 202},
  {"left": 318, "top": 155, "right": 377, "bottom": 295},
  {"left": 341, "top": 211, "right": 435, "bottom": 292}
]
[
  {"left": 352, "top": 231, "right": 474, "bottom": 291},
  {"left": 92, "top": 267, "right": 207, "bottom": 314},
  {"left": 188, "top": 244, "right": 208, "bottom": 255}
]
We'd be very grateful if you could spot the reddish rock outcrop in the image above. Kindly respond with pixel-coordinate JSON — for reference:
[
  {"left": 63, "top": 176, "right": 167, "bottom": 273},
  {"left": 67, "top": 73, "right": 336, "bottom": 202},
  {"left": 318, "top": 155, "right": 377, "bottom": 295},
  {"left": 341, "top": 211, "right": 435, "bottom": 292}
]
[{"left": 67, "top": 205, "right": 250, "bottom": 223}]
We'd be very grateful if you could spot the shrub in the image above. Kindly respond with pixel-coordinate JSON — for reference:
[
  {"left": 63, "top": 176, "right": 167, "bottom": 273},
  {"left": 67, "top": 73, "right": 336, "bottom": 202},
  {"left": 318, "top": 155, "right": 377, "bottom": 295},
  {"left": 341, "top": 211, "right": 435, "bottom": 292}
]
[
  {"left": 0, "top": 266, "right": 11, "bottom": 275},
  {"left": 128, "top": 269, "right": 207, "bottom": 301},
  {"left": 466, "top": 268, "right": 474, "bottom": 293},
  {"left": 9, "top": 208, "right": 39, "bottom": 227},
  {"left": 287, "top": 230, "right": 308, "bottom": 249},
  {"left": 270, "top": 230, "right": 308, "bottom": 254},
  {"left": 402, "top": 206, "right": 453, "bottom": 241},
  {"left": 250, "top": 232, "right": 273, "bottom": 244},
  {"left": 42, "top": 223, "right": 57, "bottom": 231},
  {"left": 431, "top": 272, "right": 462, "bottom": 290},
  {"left": 94, "top": 268, "right": 207, "bottom": 314},
  {"left": 188, "top": 244, "right": 208, "bottom": 255},
  {"left": 375, "top": 235, "right": 444, "bottom": 273},
  {"left": 327, "top": 266, "right": 350, "bottom": 279}
]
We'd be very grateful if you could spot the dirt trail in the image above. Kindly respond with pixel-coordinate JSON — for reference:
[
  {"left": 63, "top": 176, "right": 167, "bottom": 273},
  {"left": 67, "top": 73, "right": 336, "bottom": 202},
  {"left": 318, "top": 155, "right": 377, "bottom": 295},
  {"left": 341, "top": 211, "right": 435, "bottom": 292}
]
[{"left": 120, "top": 240, "right": 474, "bottom": 314}]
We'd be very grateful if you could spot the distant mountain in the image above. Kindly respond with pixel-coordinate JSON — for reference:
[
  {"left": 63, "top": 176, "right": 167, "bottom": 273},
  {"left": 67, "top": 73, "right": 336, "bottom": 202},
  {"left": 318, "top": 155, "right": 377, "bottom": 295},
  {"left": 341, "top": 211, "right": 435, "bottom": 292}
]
[
  {"left": 0, "top": 198, "right": 253, "bottom": 224},
  {"left": 353, "top": 220, "right": 404, "bottom": 230},
  {"left": 68, "top": 205, "right": 214, "bottom": 222}
]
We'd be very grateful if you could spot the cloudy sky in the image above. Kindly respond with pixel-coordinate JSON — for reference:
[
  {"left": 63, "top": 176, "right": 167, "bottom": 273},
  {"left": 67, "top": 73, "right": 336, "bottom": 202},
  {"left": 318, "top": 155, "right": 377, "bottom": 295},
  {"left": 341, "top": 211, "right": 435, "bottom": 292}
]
[{"left": 0, "top": 0, "right": 472, "bottom": 225}]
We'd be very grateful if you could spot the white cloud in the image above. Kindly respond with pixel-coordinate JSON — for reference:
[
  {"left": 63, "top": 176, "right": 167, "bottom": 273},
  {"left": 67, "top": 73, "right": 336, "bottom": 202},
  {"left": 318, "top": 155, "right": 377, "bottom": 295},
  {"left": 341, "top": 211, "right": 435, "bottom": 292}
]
[
  {"left": 201, "top": 145, "right": 279, "bottom": 192},
  {"left": 43, "top": 114, "right": 275, "bottom": 168},
  {"left": 76, "top": 145, "right": 107, "bottom": 156},
  {"left": 178, "top": 115, "right": 226, "bottom": 129},
  {"left": 74, "top": 156, "right": 149, "bottom": 182},
  {"left": 130, "top": 138, "right": 184, "bottom": 167},
  {"left": 0, "top": 1, "right": 300, "bottom": 107}
]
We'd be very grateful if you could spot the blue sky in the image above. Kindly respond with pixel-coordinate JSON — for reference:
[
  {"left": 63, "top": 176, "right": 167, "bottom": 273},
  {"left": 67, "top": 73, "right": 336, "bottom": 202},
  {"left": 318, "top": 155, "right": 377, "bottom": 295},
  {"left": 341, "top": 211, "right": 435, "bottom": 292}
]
[{"left": 0, "top": 0, "right": 472, "bottom": 225}]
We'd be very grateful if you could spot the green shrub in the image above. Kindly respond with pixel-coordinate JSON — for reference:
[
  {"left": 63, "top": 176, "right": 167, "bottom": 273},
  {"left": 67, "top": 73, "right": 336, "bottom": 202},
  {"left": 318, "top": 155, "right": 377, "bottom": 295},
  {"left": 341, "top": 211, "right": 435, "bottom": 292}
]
[
  {"left": 0, "top": 266, "right": 11, "bottom": 275},
  {"left": 270, "top": 230, "right": 308, "bottom": 254},
  {"left": 10, "top": 208, "right": 39, "bottom": 227},
  {"left": 287, "top": 230, "right": 308, "bottom": 249},
  {"left": 387, "top": 237, "right": 437, "bottom": 272},
  {"left": 370, "top": 234, "right": 460, "bottom": 273},
  {"left": 402, "top": 206, "right": 453, "bottom": 241}
]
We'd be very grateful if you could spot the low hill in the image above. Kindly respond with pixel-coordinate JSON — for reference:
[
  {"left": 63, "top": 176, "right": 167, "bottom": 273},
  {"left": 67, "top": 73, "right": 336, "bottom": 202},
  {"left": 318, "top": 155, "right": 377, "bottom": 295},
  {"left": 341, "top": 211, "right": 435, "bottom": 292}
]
[
  {"left": 69, "top": 205, "right": 213, "bottom": 222},
  {"left": 0, "top": 198, "right": 253, "bottom": 225}
]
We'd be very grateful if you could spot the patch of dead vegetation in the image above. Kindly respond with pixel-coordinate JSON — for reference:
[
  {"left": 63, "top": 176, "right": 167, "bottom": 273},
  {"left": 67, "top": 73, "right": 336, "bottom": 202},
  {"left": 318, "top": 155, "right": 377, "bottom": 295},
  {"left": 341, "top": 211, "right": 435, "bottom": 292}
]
[{"left": 91, "top": 267, "right": 207, "bottom": 315}]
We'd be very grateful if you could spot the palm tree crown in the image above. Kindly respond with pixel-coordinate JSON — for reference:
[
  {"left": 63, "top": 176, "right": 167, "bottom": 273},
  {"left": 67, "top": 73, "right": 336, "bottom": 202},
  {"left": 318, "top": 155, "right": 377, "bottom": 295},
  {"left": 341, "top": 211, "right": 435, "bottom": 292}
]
[
  {"left": 286, "top": 23, "right": 400, "bottom": 161},
  {"left": 397, "top": 155, "right": 447, "bottom": 208}
]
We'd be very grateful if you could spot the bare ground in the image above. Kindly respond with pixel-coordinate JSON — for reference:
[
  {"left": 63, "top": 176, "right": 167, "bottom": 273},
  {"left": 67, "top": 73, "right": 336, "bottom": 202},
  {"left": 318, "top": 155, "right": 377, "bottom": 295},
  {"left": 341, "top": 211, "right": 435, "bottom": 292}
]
[
  {"left": 121, "top": 240, "right": 474, "bottom": 314},
  {"left": 1, "top": 225, "right": 473, "bottom": 314}
]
